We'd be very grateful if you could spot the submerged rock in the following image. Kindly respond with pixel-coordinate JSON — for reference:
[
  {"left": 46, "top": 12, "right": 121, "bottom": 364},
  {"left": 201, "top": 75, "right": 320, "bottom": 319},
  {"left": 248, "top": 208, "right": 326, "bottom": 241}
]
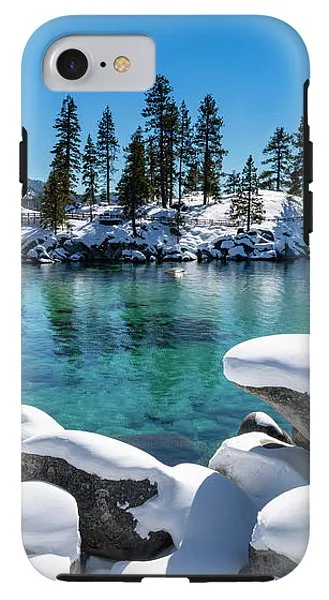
[{"left": 118, "top": 433, "right": 201, "bottom": 466}]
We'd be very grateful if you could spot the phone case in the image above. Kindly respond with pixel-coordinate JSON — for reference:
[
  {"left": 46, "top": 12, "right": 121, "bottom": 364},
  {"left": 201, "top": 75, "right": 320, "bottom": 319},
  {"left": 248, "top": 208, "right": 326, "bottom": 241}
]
[{"left": 21, "top": 15, "right": 311, "bottom": 581}]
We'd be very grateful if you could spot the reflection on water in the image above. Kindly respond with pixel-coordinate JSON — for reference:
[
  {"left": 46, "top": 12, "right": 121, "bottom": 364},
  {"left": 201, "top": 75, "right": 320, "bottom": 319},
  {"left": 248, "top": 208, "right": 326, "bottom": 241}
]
[{"left": 22, "top": 260, "right": 309, "bottom": 465}]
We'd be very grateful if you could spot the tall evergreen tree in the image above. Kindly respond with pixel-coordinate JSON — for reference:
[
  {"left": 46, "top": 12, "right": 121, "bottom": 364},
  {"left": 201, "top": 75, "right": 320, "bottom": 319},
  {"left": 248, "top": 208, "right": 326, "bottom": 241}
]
[
  {"left": 184, "top": 141, "right": 202, "bottom": 194},
  {"left": 146, "top": 135, "right": 160, "bottom": 202},
  {"left": 50, "top": 95, "right": 81, "bottom": 203},
  {"left": 142, "top": 75, "right": 175, "bottom": 208},
  {"left": 224, "top": 170, "right": 241, "bottom": 195},
  {"left": 40, "top": 169, "right": 66, "bottom": 234},
  {"left": 195, "top": 94, "right": 226, "bottom": 204},
  {"left": 117, "top": 127, "right": 149, "bottom": 237},
  {"left": 261, "top": 126, "right": 292, "bottom": 191},
  {"left": 82, "top": 134, "right": 99, "bottom": 222},
  {"left": 97, "top": 106, "right": 119, "bottom": 204},
  {"left": 177, "top": 101, "right": 193, "bottom": 202},
  {"left": 164, "top": 101, "right": 179, "bottom": 206},
  {"left": 233, "top": 155, "right": 264, "bottom": 230},
  {"left": 288, "top": 117, "right": 304, "bottom": 196}
]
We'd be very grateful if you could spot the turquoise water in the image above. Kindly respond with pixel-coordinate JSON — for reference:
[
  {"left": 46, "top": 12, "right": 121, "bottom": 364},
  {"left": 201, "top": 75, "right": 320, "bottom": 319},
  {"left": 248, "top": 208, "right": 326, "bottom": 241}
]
[{"left": 22, "top": 260, "right": 309, "bottom": 465}]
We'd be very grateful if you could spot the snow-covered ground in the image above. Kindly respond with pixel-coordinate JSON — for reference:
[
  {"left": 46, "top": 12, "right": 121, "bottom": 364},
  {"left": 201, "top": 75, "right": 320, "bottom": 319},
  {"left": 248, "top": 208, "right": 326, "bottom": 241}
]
[{"left": 21, "top": 190, "right": 308, "bottom": 264}]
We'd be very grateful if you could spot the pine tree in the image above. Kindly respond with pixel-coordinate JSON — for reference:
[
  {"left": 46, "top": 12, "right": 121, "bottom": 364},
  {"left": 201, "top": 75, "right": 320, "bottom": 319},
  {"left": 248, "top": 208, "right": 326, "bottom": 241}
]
[
  {"left": 224, "top": 170, "right": 241, "bottom": 195},
  {"left": 233, "top": 155, "right": 264, "bottom": 230},
  {"left": 142, "top": 75, "right": 175, "bottom": 208},
  {"left": 261, "top": 126, "right": 293, "bottom": 191},
  {"left": 195, "top": 94, "right": 226, "bottom": 204},
  {"left": 184, "top": 142, "right": 202, "bottom": 194},
  {"left": 40, "top": 169, "right": 66, "bottom": 234},
  {"left": 50, "top": 95, "right": 81, "bottom": 203},
  {"left": 164, "top": 101, "right": 179, "bottom": 206},
  {"left": 97, "top": 106, "right": 119, "bottom": 204},
  {"left": 177, "top": 101, "right": 193, "bottom": 202},
  {"left": 288, "top": 117, "right": 304, "bottom": 196},
  {"left": 82, "top": 134, "right": 99, "bottom": 222},
  {"left": 146, "top": 135, "right": 160, "bottom": 202},
  {"left": 117, "top": 127, "right": 149, "bottom": 237}
]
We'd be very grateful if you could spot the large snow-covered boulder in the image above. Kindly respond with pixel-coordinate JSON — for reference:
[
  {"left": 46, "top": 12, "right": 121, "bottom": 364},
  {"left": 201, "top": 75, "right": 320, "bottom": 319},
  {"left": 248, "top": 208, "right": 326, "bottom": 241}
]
[
  {"left": 111, "top": 465, "right": 257, "bottom": 576},
  {"left": 21, "top": 431, "right": 174, "bottom": 560},
  {"left": 223, "top": 334, "right": 310, "bottom": 442},
  {"left": 249, "top": 486, "right": 309, "bottom": 578},
  {"left": 208, "top": 432, "right": 309, "bottom": 510},
  {"left": 237, "top": 411, "right": 292, "bottom": 445},
  {"left": 22, "top": 481, "right": 80, "bottom": 579},
  {"left": 21, "top": 405, "right": 64, "bottom": 442}
]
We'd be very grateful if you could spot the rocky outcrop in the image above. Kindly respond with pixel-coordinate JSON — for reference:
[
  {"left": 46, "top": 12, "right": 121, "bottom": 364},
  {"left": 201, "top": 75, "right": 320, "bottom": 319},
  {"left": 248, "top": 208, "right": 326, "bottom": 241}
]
[
  {"left": 239, "top": 385, "right": 309, "bottom": 443},
  {"left": 223, "top": 334, "right": 310, "bottom": 447},
  {"left": 22, "top": 451, "right": 172, "bottom": 561},
  {"left": 237, "top": 411, "right": 293, "bottom": 444},
  {"left": 249, "top": 486, "right": 309, "bottom": 578}
]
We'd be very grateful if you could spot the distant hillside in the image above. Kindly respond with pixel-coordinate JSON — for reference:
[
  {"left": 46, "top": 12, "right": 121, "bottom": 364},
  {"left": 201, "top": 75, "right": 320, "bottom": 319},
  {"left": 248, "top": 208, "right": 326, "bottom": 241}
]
[{"left": 22, "top": 179, "right": 45, "bottom": 210}]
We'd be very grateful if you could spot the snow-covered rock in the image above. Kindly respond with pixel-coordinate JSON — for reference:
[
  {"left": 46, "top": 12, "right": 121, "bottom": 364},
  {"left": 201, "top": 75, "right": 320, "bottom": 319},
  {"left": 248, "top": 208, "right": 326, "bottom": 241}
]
[
  {"left": 208, "top": 432, "right": 309, "bottom": 510},
  {"left": 223, "top": 334, "right": 310, "bottom": 441},
  {"left": 250, "top": 486, "right": 309, "bottom": 578},
  {"left": 181, "top": 251, "right": 197, "bottom": 261},
  {"left": 29, "top": 554, "right": 73, "bottom": 580},
  {"left": 237, "top": 411, "right": 292, "bottom": 444},
  {"left": 22, "top": 430, "right": 173, "bottom": 560},
  {"left": 111, "top": 466, "right": 256, "bottom": 576},
  {"left": 228, "top": 245, "right": 247, "bottom": 259},
  {"left": 22, "top": 481, "right": 80, "bottom": 579},
  {"left": 21, "top": 405, "right": 64, "bottom": 442}
]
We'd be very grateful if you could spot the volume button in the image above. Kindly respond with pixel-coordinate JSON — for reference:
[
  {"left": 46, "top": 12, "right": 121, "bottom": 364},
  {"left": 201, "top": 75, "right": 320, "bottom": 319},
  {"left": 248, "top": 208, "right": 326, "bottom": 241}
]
[{"left": 19, "top": 127, "right": 28, "bottom": 196}]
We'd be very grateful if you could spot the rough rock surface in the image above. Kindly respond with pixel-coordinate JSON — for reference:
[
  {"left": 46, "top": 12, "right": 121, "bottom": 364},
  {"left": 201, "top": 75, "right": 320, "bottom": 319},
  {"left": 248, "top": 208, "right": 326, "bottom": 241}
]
[
  {"left": 22, "top": 453, "right": 172, "bottom": 560},
  {"left": 238, "top": 385, "right": 309, "bottom": 442},
  {"left": 249, "top": 546, "right": 297, "bottom": 579}
]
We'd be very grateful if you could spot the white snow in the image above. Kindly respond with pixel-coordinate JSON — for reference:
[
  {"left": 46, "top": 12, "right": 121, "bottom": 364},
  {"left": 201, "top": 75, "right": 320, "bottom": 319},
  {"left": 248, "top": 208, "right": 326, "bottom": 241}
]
[
  {"left": 223, "top": 334, "right": 309, "bottom": 393},
  {"left": 253, "top": 411, "right": 285, "bottom": 430},
  {"left": 112, "top": 467, "right": 256, "bottom": 575},
  {"left": 208, "top": 432, "right": 309, "bottom": 510},
  {"left": 21, "top": 405, "right": 64, "bottom": 441},
  {"left": 22, "top": 481, "right": 80, "bottom": 578},
  {"left": 29, "top": 554, "right": 72, "bottom": 580},
  {"left": 251, "top": 486, "right": 309, "bottom": 564}
]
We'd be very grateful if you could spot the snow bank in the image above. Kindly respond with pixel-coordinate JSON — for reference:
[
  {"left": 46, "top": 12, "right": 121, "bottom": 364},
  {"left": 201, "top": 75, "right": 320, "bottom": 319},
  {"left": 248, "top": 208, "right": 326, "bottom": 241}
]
[
  {"left": 29, "top": 554, "right": 72, "bottom": 580},
  {"left": 112, "top": 468, "right": 256, "bottom": 575},
  {"left": 251, "top": 485, "right": 309, "bottom": 564},
  {"left": 223, "top": 334, "right": 309, "bottom": 393},
  {"left": 22, "top": 481, "right": 80, "bottom": 578},
  {"left": 208, "top": 432, "right": 309, "bottom": 509},
  {"left": 21, "top": 405, "right": 64, "bottom": 441}
]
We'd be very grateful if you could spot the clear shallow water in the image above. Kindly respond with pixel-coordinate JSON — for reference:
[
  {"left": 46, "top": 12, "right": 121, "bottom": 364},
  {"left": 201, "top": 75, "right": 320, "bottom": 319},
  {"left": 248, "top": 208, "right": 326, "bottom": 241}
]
[{"left": 22, "top": 260, "right": 309, "bottom": 465}]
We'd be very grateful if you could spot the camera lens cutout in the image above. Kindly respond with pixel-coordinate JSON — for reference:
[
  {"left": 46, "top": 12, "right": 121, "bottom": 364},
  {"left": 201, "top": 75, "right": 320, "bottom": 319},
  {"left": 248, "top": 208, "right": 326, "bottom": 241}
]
[{"left": 56, "top": 49, "right": 88, "bottom": 80}]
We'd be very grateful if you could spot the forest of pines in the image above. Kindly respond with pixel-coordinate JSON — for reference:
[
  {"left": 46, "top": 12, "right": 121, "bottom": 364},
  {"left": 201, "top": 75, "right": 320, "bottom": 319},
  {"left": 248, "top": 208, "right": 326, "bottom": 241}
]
[{"left": 41, "top": 75, "right": 303, "bottom": 234}]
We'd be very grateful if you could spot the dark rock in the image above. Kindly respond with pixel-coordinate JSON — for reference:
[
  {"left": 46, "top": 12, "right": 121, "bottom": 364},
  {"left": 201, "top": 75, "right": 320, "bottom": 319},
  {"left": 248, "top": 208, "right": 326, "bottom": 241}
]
[
  {"left": 249, "top": 546, "right": 297, "bottom": 579},
  {"left": 21, "top": 452, "right": 172, "bottom": 561},
  {"left": 237, "top": 385, "right": 310, "bottom": 443},
  {"left": 238, "top": 412, "right": 293, "bottom": 445},
  {"left": 292, "top": 427, "right": 310, "bottom": 450}
]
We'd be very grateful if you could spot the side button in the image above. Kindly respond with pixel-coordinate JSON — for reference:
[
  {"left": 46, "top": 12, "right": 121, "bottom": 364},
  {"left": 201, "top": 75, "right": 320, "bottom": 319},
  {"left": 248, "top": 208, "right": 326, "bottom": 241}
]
[
  {"left": 307, "top": 140, "right": 313, "bottom": 184},
  {"left": 19, "top": 127, "right": 28, "bottom": 197},
  {"left": 304, "top": 190, "right": 313, "bottom": 245}
]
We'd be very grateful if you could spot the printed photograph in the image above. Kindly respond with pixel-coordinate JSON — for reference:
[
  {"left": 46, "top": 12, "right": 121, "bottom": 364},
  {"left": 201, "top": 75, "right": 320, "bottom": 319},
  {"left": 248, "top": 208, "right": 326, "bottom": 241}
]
[{"left": 21, "top": 16, "right": 310, "bottom": 579}]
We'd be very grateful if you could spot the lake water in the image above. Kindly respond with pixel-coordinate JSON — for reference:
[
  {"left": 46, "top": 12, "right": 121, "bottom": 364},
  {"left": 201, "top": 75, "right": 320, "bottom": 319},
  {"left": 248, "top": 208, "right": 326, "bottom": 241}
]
[{"left": 22, "top": 260, "right": 309, "bottom": 465}]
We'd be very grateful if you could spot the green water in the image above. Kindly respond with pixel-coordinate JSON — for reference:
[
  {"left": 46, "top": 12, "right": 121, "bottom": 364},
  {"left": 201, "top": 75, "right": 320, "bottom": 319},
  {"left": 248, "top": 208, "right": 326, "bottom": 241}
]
[{"left": 22, "top": 260, "right": 309, "bottom": 465}]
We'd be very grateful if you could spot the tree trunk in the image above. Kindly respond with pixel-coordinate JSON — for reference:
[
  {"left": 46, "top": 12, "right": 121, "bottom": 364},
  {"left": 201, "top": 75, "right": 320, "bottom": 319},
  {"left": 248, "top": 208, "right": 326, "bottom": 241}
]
[
  {"left": 106, "top": 137, "right": 110, "bottom": 205},
  {"left": 203, "top": 113, "right": 210, "bottom": 205}
]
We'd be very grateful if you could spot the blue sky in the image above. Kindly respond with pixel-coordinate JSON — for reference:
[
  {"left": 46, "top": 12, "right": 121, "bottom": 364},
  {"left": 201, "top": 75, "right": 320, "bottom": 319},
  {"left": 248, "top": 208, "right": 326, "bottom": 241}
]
[{"left": 23, "top": 15, "right": 309, "bottom": 189}]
